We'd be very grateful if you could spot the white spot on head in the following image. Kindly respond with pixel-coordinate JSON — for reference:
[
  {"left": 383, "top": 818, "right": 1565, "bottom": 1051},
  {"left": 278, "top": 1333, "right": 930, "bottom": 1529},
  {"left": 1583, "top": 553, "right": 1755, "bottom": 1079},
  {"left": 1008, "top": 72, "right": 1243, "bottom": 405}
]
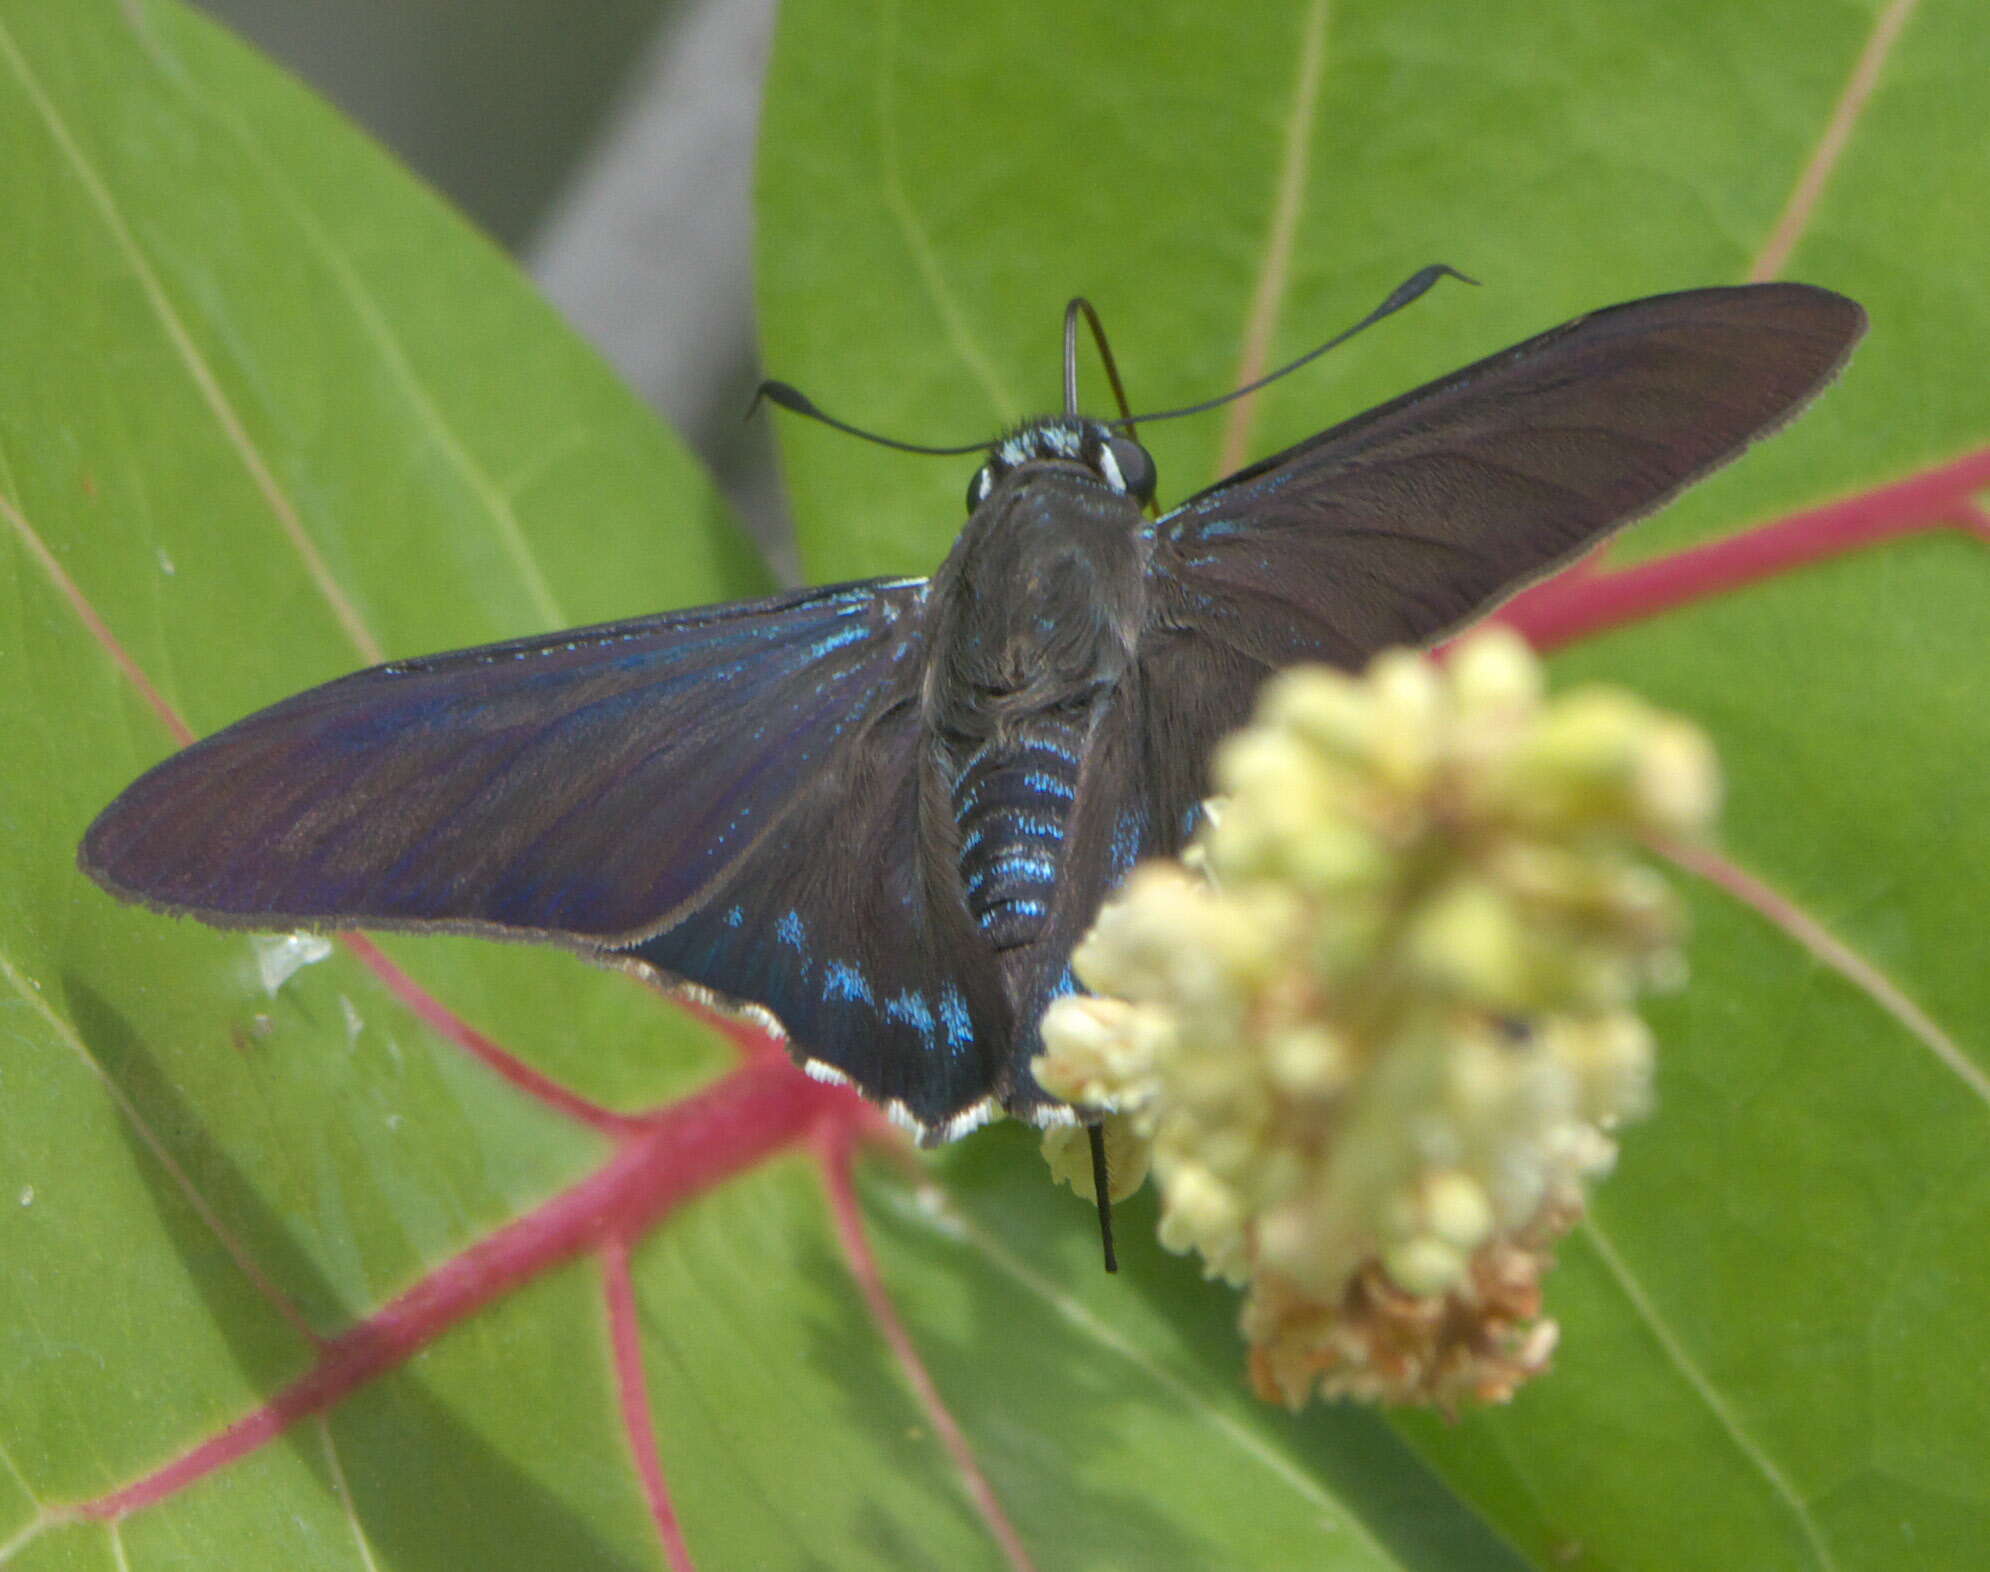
[{"left": 1096, "top": 443, "right": 1126, "bottom": 492}]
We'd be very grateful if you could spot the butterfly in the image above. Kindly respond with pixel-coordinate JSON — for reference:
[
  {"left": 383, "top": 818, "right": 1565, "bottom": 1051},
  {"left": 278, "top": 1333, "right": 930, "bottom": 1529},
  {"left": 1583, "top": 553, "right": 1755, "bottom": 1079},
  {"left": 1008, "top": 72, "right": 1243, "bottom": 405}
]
[{"left": 81, "top": 279, "right": 1865, "bottom": 1153}]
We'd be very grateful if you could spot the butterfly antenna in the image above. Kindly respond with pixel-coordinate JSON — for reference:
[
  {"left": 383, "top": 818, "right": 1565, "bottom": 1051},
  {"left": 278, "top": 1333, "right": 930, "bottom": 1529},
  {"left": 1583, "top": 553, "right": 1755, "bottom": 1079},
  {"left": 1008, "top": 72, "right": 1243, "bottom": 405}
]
[
  {"left": 1112, "top": 263, "right": 1479, "bottom": 428},
  {"left": 746, "top": 380, "right": 992, "bottom": 457},
  {"left": 751, "top": 267, "right": 1470, "bottom": 458},
  {"left": 1088, "top": 1122, "right": 1119, "bottom": 1274},
  {"left": 1063, "top": 298, "right": 1141, "bottom": 429},
  {"left": 1065, "top": 296, "right": 1161, "bottom": 518}
]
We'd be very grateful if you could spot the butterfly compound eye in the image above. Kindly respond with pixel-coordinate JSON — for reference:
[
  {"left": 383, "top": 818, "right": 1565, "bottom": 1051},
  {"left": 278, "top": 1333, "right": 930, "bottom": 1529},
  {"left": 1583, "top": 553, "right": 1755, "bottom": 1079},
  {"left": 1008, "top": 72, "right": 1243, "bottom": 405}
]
[
  {"left": 966, "top": 464, "right": 994, "bottom": 513},
  {"left": 1105, "top": 437, "right": 1157, "bottom": 503}
]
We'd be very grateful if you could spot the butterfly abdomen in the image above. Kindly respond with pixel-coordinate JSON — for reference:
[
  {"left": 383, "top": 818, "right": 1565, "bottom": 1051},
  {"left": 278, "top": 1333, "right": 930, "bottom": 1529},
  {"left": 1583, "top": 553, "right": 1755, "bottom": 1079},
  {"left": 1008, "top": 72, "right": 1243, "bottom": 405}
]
[{"left": 950, "top": 715, "right": 1088, "bottom": 951}]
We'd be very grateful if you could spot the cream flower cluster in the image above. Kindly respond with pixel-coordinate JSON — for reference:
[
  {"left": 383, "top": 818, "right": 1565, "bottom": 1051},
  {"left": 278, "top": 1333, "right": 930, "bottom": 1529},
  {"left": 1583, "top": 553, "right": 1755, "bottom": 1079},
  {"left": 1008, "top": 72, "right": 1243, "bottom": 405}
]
[{"left": 1034, "top": 629, "right": 1718, "bottom": 1409}]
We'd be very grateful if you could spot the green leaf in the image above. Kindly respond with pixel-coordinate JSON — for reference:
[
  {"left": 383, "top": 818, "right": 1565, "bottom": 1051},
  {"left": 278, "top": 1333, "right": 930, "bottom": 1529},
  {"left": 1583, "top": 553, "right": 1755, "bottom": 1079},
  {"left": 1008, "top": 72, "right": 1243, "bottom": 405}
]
[{"left": 7, "top": 0, "right": 1987, "bottom": 1568}]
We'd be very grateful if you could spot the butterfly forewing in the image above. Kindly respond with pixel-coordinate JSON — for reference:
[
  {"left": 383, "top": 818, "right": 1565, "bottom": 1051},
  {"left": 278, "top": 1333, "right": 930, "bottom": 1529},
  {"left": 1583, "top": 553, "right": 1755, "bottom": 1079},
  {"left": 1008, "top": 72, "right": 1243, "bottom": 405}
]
[
  {"left": 1152, "top": 284, "right": 1865, "bottom": 671},
  {"left": 82, "top": 577, "right": 928, "bottom": 942}
]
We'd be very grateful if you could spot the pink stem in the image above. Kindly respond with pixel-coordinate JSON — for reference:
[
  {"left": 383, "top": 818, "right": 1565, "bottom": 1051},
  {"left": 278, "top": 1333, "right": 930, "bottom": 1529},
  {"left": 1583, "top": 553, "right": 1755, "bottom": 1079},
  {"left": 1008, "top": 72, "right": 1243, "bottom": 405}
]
[
  {"left": 1498, "top": 446, "right": 1990, "bottom": 649},
  {"left": 0, "top": 490, "right": 194, "bottom": 746},
  {"left": 76, "top": 1056, "right": 842, "bottom": 1522},
  {"left": 603, "top": 1237, "right": 698, "bottom": 1572},
  {"left": 340, "top": 933, "right": 645, "bottom": 1136},
  {"left": 816, "top": 1131, "right": 1039, "bottom": 1572}
]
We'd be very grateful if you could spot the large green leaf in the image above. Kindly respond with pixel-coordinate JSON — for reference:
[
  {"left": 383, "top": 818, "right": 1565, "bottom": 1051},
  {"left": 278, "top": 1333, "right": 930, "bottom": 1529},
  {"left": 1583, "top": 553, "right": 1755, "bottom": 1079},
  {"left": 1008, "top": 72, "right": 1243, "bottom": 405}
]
[
  {"left": 4, "top": 1, "right": 1986, "bottom": 1569},
  {"left": 759, "top": 0, "right": 1990, "bottom": 1568}
]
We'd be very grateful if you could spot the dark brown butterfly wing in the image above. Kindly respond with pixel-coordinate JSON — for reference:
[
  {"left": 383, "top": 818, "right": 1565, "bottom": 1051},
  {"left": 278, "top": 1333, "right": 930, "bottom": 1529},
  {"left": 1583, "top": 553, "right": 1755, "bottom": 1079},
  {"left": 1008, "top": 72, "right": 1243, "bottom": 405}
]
[
  {"left": 81, "top": 577, "right": 930, "bottom": 942},
  {"left": 1150, "top": 283, "right": 1865, "bottom": 671},
  {"left": 1122, "top": 282, "right": 1864, "bottom": 837},
  {"left": 79, "top": 283, "right": 1867, "bottom": 1144}
]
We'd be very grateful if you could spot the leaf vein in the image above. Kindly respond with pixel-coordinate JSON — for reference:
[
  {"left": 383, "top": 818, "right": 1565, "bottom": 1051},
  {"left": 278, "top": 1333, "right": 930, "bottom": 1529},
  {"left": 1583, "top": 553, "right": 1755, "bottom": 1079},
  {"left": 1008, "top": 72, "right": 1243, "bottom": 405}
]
[
  {"left": 1579, "top": 1218, "right": 1837, "bottom": 1569},
  {"left": 873, "top": 0, "right": 1017, "bottom": 420},
  {"left": 0, "top": 17, "right": 384, "bottom": 663},
  {"left": 881, "top": 1182, "right": 1380, "bottom": 1547},
  {"left": 821, "top": 1149, "right": 1038, "bottom": 1571},
  {"left": 1750, "top": 0, "right": 1920, "bottom": 281},
  {"left": 0, "top": 949, "right": 323, "bottom": 1346},
  {"left": 1663, "top": 840, "right": 1989, "bottom": 1109},
  {"left": 150, "top": 62, "right": 570, "bottom": 629},
  {"left": 0, "top": 1513, "right": 56, "bottom": 1565},
  {"left": 1217, "top": 0, "right": 1331, "bottom": 479},
  {"left": 316, "top": 1420, "right": 385, "bottom": 1572}
]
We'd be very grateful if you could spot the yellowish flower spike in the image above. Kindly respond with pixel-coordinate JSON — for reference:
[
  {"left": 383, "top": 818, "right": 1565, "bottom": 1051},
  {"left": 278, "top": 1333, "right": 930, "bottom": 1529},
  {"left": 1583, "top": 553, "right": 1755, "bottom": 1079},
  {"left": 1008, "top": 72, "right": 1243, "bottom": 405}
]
[{"left": 1034, "top": 627, "right": 1718, "bottom": 1411}]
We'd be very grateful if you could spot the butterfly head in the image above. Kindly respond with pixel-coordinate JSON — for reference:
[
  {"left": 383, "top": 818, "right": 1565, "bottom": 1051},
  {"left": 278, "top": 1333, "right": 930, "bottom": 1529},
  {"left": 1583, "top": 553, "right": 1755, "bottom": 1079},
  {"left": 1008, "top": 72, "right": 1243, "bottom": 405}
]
[{"left": 966, "top": 418, "right": 1157, "bottom": 512}]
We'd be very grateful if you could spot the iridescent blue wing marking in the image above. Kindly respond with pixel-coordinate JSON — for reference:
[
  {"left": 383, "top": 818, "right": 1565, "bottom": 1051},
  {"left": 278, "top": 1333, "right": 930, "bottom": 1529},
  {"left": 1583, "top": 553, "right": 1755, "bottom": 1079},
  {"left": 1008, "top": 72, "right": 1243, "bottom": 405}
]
[
  {"left": 1150, "top": 285, "right": 1864, "bottom": 671},
  {"left": 627, "top": 700, "right": 1012, "bottom": 1137},
  {"left": 990, "top": 630, "right": 1281, "bottom": 1120},
  {"left": 983, "top": 690, "right": 1150, "bottom": 1123}
]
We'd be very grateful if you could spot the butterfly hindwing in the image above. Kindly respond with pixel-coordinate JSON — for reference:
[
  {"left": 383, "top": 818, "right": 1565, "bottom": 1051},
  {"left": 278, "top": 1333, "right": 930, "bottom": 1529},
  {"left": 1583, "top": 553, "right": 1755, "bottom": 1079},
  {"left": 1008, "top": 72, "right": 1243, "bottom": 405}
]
[{"left": 626, "top": 701, "right": 1014, "bottom": 1136}]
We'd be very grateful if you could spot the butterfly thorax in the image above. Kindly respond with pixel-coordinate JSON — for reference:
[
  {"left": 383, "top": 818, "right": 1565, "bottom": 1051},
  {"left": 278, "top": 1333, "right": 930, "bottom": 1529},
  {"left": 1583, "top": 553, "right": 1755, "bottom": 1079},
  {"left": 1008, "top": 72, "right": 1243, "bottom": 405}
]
[{"left": 924, "top": 433, "right": 1150, "bottom": 953}]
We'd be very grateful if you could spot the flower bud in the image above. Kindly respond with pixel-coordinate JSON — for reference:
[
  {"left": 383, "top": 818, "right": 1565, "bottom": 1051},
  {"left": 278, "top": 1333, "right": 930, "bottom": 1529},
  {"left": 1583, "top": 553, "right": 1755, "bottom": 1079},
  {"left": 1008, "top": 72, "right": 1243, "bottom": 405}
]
[{"left": 1032, "top": 631, "right": 1715, "bottom": 1409}]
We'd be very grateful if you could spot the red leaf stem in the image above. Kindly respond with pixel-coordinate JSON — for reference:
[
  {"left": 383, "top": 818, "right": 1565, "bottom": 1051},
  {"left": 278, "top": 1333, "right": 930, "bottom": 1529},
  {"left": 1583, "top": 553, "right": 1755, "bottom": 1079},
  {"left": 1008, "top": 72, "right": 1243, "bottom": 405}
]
[
  {"left": 1498, "top": 446, "right": 1990, "bottom": 649},
  {"left": 602, "top": 1236, "right": 698, "bottom": 1572},
  {"left": 816, "top": 1130, "right": 1040, "bottom": 1572},
  {"left": 75, "top": 1055, "right": 848, "bottom": 1522},
  {"left": 340, "top": 933, "right": 647, "bottom": 1136}
]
